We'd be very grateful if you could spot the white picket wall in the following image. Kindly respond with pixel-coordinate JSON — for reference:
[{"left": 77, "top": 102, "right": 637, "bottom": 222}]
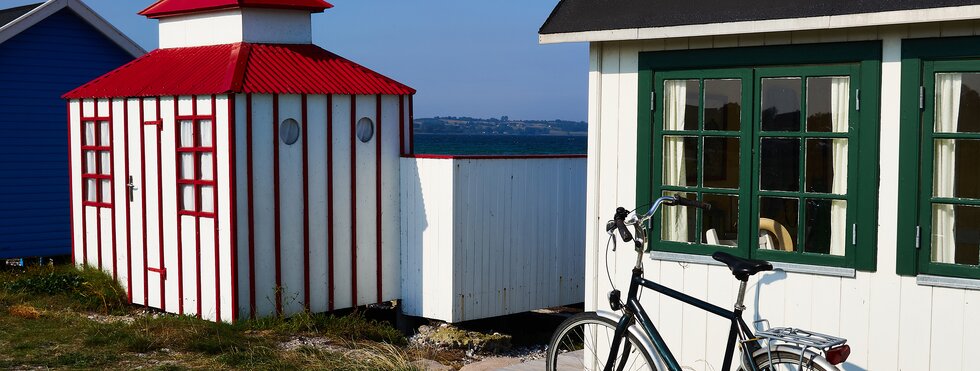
[
  {"left": 586, "top": 22, "right": 980, "bottom": 371},
  {"left": 401, "top": 156, "right": 587, "bottom": 322}
]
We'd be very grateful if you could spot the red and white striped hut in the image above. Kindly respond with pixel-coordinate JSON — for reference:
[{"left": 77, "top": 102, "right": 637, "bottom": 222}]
[{"left": 64, "top": 0, "right": 415, "bottom": 322}]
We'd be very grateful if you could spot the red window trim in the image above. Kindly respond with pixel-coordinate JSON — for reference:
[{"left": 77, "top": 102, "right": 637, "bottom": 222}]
[
  {"left": 175, "top": 108, "right": 218, "bottom": 219},
  {"left": 80, "top": 108, "right": 114, "bottom": 209}
]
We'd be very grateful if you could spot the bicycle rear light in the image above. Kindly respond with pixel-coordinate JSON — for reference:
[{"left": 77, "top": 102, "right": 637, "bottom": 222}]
[{"left": 825, "top": 344, "right": 851, "bottom": 365}]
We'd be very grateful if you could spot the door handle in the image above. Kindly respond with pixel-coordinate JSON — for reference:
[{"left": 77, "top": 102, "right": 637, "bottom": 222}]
[{"left": 127, "top": 175, "right": 138, "bottom": 202}]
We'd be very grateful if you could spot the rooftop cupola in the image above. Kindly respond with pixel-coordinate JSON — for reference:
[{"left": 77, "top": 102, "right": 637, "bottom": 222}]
[{"left": 139, "top": 0, "right": 333, "bottom": 48}]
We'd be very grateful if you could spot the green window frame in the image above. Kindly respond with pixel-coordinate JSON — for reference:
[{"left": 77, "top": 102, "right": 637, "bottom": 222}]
[
  {"left": 898, "top": 36, "right": 980, "bottom": 279},
  {"left": 637, "top": 42, "right": 882, "bottom": 271}
]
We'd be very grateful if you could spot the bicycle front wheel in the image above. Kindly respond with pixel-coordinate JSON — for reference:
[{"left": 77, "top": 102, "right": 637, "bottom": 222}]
[
  {"left": 742, "top": 349, "right": 835, "bottom": 371},
  {"left": 546, "top": 312, "right": 657, "bottom": 371}
]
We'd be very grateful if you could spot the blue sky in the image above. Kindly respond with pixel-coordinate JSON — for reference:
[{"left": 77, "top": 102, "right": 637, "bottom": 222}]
[{"left": 7, "top": 0, "right": 588, "bottom": 121}]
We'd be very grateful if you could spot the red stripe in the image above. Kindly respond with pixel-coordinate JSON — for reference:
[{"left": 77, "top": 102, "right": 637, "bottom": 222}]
[
  {"left": 124, "top": 99, "right": 133, "bottom": 302},
  {"left": 246, "top": 94, "right": 256, "bottom": 319},
  {"left": 375, "top": 95, "right": 382, "bottom": 304},
  {"left": 210, "top": 95, "right": 220, "bottom": 321},
  {"left": 350, "top": 96, "right": 357, "bottom": 307},
  {"left": 193, "top": 96, "right": 202, "bottom": 319},
  {"left": 95, "top": 100, "right": 103, "bottom": 270},
  {"left": 68, "top": 101, "right": 76, "bottom": 266},
  {"left": 110, "top": 99, "right": 118, "bottom": 280},
  {"left": 301, "top": 94, "right": 311, "bottom": 311},
  {"left": 406, "top": 154, "right": 588, "bottom": 160},
  {"left": 140, "top": 98, "right": 149, "bottom": 305},
  {"left": 408, "top": 95, "right": 414, "bottom": 154},
  {"left": 398, "top": 96, "right": 405, "bottom": 156},
  {"left": 273, "top": 94, "right": 283, "bottom": 316},
  {"left": 227, "top": 94, "right": 239, "bottom": 322},
  {"left": 166, "top": 96, "right": 176, "bottom": 314},
  {"left": 326, "top": 95, "right": 335, "bottom": 311}
]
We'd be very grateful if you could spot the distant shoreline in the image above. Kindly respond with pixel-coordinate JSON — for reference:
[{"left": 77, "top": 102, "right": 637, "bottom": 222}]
[{"left": 415, "top": 132, "right": 587, "bottom": 137}]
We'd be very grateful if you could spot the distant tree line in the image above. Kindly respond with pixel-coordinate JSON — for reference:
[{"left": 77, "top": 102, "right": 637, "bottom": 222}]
[{"left": 414, "top": 116, "right": 587, "bottom": 136}]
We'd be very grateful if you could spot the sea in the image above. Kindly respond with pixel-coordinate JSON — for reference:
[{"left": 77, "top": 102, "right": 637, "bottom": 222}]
[{"left": 413, "top": 134, "right": 587, "bottom": 155}]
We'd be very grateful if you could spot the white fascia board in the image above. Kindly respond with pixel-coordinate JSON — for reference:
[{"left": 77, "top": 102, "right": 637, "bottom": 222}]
[
  {"left": 539, "top": 5, "right": 980, "bottom": 44},
  {"left": 0, "top": 0, "right": 145, "bottom": 57}
]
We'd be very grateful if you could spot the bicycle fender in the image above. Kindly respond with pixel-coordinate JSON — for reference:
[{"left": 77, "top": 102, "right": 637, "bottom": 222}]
[
  {"left": 749, "top": 344, "right": 839, "bottom": 371},
  {"left": 596, "top": 310, "right": 668, "bottom": 370}
]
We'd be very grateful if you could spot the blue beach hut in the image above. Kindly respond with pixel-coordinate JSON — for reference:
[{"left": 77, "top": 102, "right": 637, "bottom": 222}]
[{"left": 0, "top": 0, "right": 142, "bottom": 259}]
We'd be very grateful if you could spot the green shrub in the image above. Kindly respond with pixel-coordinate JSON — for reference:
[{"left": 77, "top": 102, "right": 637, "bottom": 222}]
[{"left": 1, "top": 265, "right": 127, "bottom": 314}]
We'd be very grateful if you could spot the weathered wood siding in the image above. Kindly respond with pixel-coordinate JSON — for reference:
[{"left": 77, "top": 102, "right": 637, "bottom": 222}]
[
  {"left": 587, "top": 24, "right": 980, "bottom": 371},
  {"left": 401, "top": 156, "right": 586, "bottom": 322}
]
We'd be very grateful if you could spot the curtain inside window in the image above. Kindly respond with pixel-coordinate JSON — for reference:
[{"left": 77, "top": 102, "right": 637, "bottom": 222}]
[
  {"left": 933, "top": 73, "right": 961, "bottom": 263},
  {"left": 99, "top": 121, "right": 110, "bottom": 146},
  {"left": 180, "top": 120, "right": 194, "bottom": 148},
  {"left": 663, "top": 80, "right": 689, "bottom": 242},
  {"left": 84, "top": 122, "right": 96, "bottom": 146},
  {"left": 199, "top": 120, "right": 213, "bottom": 147},
  {"left": 829, "top": 77, "right": 850, "bottom": 256}
]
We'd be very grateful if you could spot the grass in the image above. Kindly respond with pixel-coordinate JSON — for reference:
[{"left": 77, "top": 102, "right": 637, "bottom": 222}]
[{"left": 0, "top": 264, "right": 424, "bottom": 370}]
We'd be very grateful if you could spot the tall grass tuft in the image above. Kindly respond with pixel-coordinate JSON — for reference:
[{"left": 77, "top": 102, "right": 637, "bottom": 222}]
[{"left": 0, "top": 265, "right": 127, "bottom": 314}]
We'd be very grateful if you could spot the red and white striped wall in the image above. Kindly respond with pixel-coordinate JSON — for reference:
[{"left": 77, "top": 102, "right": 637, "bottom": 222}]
[{"left": 68, "top": 93, "right": 412, "bottom": 322}]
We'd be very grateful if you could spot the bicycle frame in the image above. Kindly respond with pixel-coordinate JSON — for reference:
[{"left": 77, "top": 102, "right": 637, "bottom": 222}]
[{"left": 605, "top": 266, "right": 762, "bottom": 371}]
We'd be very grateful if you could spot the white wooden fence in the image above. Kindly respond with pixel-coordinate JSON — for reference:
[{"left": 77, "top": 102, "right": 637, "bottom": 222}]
[{"left": 400, "top": 155, "right": 586, "bottom": 322}]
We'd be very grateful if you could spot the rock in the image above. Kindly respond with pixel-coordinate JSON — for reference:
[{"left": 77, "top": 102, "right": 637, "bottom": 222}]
[
  {"left": 417, "top": 359, "right": 453, "bottom": 371},
  {"left": 458, "top": 357, "right": 522, "bottom": 371}
]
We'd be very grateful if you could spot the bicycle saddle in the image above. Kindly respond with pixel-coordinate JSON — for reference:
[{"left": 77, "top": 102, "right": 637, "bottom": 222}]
[{"left": 711, "top": 251, "right": 773, "bottom": 281}]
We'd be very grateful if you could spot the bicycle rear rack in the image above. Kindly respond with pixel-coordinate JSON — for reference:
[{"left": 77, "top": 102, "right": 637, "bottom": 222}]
[{"left": 755, "top": 327, "right": 847, "bottom": 350}]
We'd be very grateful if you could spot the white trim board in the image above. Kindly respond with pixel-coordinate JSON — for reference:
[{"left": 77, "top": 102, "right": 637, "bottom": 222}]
[
  {"left": 0, "top": 0, "right": 144, "bottom": 57},
  {"left": 539, "top": 5, "right": 980, "bottom": 44}
]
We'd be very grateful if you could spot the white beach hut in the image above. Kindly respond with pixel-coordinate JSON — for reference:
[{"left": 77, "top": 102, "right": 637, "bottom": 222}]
[{"left": 64, "top": 0, "right": 415, "bottom": 322}]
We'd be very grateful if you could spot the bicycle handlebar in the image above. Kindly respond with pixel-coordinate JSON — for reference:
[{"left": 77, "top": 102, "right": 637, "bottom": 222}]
[{"left": 672, "top": 196, "right": 712, "bottom": 211}]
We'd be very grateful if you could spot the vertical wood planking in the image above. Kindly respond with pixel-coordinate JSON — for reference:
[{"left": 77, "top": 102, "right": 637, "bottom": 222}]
[
  {"left": 250, "top": 94, "right": 276, "bottom": 316},
  {"left": 380, "top": 96, "right": 401, "bottom": 301},
  {"left": 331, "top": 95, "right": 353, "bottom": 310},
  {"left": 306, "top": 95, "right": 330, "bottom": 313},
  {"left": 354, "top": 95, "right": 378, "bottom": 306},
  {"left": 277, "top": 94, "right": 305, "bottom": 316}
]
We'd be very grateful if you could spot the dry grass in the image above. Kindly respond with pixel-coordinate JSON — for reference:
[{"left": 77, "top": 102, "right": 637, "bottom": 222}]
[
  {"left": 8, "top": 304, "right": 40, "bottom": 319},
  {"left": 0, "top": 264, "right": 418, "bottom": 370}
]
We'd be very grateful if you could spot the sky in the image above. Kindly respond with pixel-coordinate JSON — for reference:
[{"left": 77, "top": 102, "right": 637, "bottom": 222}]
[{"left": 5, "top": 0, "right": 588, "bottom": 121}]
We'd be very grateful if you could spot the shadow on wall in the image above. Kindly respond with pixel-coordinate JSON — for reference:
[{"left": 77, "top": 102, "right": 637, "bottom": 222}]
[{"left": 399, "top": 157, "right": 428, "bottom": 317}]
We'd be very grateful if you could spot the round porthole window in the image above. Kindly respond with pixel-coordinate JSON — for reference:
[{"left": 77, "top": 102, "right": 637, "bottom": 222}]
[
  {"left": 280, "top": 118, "right": 300, "bottom": 145},
  {"left": 356, "top": 117, "right": 374, "bottom": 143}
]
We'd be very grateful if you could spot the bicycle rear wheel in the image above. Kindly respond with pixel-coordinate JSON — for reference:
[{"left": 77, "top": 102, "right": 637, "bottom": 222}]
[
  {"left": 546, "top": 312, "right": 657, "bottom": 371},
  {"left": 741, "top": 349, "right": 835, "bottom": 371}
]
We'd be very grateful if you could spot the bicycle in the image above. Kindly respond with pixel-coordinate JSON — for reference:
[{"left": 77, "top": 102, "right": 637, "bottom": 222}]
[{"left": 546, "top": 196, "right": 852, "bottom": 371}]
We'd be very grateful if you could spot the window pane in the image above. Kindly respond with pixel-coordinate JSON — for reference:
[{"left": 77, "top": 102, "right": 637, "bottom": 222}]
[
  {"left": 703, "top": 137, "right": 739, "bottom": 189},
  {"left": 806, "top": 77, "right": 850, "bottom": 133},
  {"left": 99, "top": 121, "right": 110, "bottom": 145},
  {"left": 662, "top": 191, "right": 696, "bottom": 243},
  {"left": 704, "top": 79, "right": 741, "bottom": 131},
  {"left": 806, "top": 138, "right": 848, "bottom": 194},
  {"left": 663, "top": 136, "right": 697, "bottom": 187},
  {"left": 664, "top": 79, "right": 699, "bottom": 131},
  {"left": 934, "top": 139, "right": 980, "bottom": 199},
  {"left": 180, "top": 153, "right": 194, "bottom": 180},
  {"left": 84, "top": 121, "right": 96, "bottom": 145},
  {"left": 100, "top": 179, "right": 111, "bottom": 203},
  {"left": 804, "top": 199, "right": 847, "bottom": 256},
  {"left": 935, "top": 73, "right": 980, "bottom": 133},
  {"left": 86, "top": 179, "right": 97, "bottom": 202},
  {"left": 99, "top": 151, "right": 111, "bottom": 175},
  {"left": 180, "top": 120, "right": 194, "bottom": 148},
  {"left": 760, "top": 138, "right": 800, "bottom": 192},
  {"left": 761, "top": 77, "right": 802, "bottom": 132},
  {"left": 180, "top": 185, "right": 195, "bottom": 211},
  {"left": 85, "top": 151, "right": 96, "bottom": 174},
  {"left": 702, "top": 193, "right": 738, "bottom": 247},
  {"left": 200, "top": 153, "right": 214, "bottom": 181},
  {"left": 931, "top": 203, "right": 980, "bottom": 265},
  {"left": 201, "top": 186, "right": 215, "bottom": 213},
  {"left": 199, "top": 120, "right": 213, "bottom": 147},
  {"left": 759, "top": 197, "right": 799, "bottom": 252}
]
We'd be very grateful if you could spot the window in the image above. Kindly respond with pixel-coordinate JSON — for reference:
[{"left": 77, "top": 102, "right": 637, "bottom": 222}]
[
  {"left": 638, "top": 42, "right": 881, "bottom": 270},
  {"left": 81, "top": 116, "right": 112, "bottom": 207},
  {"left": 177, "top": 117, "right": 216, "bottom": 217},
  {"left": 898, "top": 39, "right": 980, "bottom": 279}
]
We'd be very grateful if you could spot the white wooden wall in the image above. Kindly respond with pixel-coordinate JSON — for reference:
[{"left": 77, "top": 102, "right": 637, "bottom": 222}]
[
  {"left": 69, "top": 95, "right": 235, "bottom": 322},
  {"left": 233, "top": 94, "right": 408, "bottom": 319},
  {"left": 586, "top": 22, "right": 980, "bottom": 371},
  {"left": 401, "top": 156, "right": 586, "bottom": 322}
]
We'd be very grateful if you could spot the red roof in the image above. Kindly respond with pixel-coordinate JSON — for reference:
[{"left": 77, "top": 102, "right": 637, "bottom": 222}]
[
  {"left": 140, "top": 0, "right": 333, "bottom": 18},
  {"left": 64, "top": 43, "right": 415, "bottom": 98}
]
